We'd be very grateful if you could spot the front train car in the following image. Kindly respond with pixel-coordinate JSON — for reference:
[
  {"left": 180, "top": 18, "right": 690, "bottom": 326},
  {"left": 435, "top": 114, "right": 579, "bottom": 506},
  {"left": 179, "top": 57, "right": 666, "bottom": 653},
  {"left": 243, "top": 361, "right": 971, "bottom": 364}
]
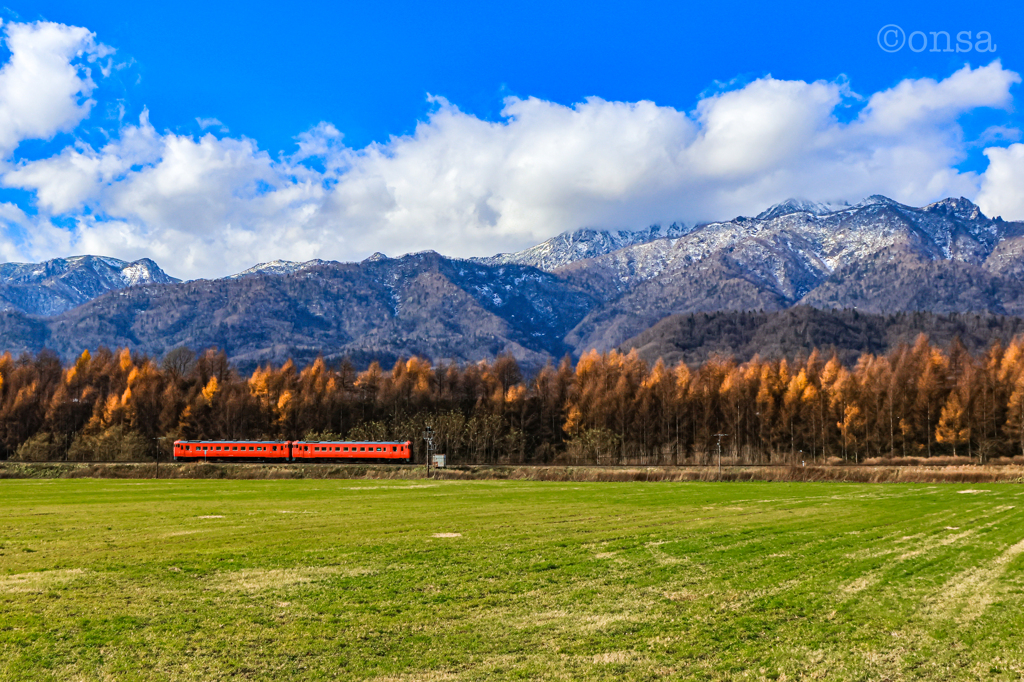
[
  {"left": 290, "top": 440, "right": 413, "bottom": 463},
  {"left": 173, "top": 440, "right": 292, "bottom": 462}
]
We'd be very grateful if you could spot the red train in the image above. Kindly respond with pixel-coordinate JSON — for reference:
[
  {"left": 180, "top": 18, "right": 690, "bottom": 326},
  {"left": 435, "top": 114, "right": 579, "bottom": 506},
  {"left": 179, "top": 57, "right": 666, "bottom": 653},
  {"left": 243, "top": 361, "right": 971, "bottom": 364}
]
[{"left": 173, "top": 440, "right": 413, "bottom": 463}]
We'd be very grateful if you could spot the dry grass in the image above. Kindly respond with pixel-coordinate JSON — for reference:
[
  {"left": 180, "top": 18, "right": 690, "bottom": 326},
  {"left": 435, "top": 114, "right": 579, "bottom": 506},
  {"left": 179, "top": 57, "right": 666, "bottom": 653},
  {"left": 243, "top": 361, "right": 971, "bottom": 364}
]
[{"left": 5, "top": 460, "right": 1024, "bottom": 484}]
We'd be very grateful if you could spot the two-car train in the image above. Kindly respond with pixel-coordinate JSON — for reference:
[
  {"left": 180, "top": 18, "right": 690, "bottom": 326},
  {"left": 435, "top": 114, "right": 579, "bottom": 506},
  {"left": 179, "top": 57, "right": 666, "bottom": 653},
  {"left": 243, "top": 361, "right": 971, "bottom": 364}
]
[{"left": 173, "top": 439, "right": 413, "bottom": 463}]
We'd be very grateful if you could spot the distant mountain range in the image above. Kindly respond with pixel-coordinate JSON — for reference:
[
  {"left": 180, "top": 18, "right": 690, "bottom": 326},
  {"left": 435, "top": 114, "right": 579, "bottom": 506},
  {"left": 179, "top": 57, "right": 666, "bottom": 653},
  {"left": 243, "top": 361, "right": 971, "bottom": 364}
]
[
  {"left": 0, "top": 252, "right": 596, "bottom": 370},
  {"left": 2, "top": 195, "right": 1024, "bottom": 368}
]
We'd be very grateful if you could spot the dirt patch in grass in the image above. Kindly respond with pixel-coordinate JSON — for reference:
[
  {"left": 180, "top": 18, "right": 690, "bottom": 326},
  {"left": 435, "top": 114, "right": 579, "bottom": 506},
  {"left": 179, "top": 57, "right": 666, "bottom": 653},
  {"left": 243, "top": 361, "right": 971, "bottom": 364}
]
[
  {"left": 590, "top": 651, "right": 638, "bottom": 664},
  {"left": 213, "top": 566, "right": 372, "bottom": 593},
  {"left": 0, "top": 568, "right": 87, "bottom": 593}
]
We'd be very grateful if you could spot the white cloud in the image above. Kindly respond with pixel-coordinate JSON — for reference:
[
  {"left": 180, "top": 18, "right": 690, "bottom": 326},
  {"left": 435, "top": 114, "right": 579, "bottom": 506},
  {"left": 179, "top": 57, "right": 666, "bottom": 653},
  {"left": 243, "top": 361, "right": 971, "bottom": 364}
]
[
  {"left": 0, "top": 20, "right": 111, "bottom": 157},
  {"left": 196, "top": 117, "right": 227, "bottom": 132},
  {"left": 977, "top": 144, "right": 1024, "bottom": 219},
  {"left": 1, "top": 18, "right": 1024, "bottom": 279},
  {"left": 3, "top": 110, "right": 163, "bottom": 213}
]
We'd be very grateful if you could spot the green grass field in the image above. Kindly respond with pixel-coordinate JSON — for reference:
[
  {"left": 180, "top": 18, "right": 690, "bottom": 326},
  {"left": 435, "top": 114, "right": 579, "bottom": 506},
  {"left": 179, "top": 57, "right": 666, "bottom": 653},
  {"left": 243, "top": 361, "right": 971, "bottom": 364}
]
[{"left": 3, "top": 479, "right": 1024, "bottom": 681}]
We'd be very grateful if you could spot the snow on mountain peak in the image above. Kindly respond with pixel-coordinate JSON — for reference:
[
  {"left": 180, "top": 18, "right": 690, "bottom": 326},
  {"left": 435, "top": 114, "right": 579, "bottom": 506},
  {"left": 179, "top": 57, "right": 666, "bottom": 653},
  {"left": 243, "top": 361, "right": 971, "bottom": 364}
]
[
  {"left": 226, "top": 259, "right": 331, "bottom": 279},
  {"left": 925, "top": 196, "right": 985, "bottom": 221},
  {"left": 119, "top": 258, "right": 177, "bottom": 286},
  {"left": 755, "top": 198, "right": 846, "bottom": 221},
  {"left": 472, "top": 223, "right": 692, "bottom": 271}
]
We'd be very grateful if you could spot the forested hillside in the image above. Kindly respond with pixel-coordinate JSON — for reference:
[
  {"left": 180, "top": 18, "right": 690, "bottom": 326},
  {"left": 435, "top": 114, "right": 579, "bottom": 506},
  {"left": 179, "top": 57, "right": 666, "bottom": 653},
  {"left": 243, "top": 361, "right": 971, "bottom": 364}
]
[{"left": 618, "top": 307, "right": 1024, "bottom": 365}]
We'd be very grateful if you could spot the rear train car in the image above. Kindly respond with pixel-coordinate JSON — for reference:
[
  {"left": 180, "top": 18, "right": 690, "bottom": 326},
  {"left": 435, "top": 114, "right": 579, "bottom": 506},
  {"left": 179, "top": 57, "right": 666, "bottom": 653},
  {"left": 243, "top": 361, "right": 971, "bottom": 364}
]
[
  {"left": 173, "top": 440, "right": 291, "bottom": 462},
  {"left": 290, "top": 440, "right": 413, "bottom": 463}
]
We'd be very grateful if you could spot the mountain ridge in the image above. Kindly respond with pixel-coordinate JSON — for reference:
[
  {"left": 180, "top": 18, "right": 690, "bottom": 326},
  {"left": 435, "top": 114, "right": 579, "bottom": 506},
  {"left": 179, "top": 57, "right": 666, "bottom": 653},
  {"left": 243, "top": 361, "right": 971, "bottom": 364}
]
[
  {"left": 5, "top": 195, "right": 1024, "bottom": 368},
  {"left": 556, "top": 195, "right": 1024, "bottom": 353}
]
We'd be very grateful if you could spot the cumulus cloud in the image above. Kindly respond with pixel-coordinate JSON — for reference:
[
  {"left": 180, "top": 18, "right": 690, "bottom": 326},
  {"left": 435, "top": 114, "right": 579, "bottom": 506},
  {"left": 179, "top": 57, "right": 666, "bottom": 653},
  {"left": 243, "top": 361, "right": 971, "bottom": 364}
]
[
  {"left": 0, "top": 20, "right": 111, "bottom": 157},
  {"left": 1, "top": 18, "right": 1023, "bottom": 279}
]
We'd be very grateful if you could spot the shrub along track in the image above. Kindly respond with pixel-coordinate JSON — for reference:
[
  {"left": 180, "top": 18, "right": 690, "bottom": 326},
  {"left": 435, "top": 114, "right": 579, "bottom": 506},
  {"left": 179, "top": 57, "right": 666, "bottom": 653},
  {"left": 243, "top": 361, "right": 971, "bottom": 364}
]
[{"left": 3, "top": 461, "right": 1024, "bottom": 483}]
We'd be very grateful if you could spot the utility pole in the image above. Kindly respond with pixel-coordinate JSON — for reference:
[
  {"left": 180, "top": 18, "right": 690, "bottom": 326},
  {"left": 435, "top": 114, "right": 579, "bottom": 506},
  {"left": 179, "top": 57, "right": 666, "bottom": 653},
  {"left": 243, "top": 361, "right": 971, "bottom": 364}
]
[
  {"left": 154, "top": 437, "right": 166, "bottom": 479},
  {"left": 713, "top": 434, "right": 728, "bottom": 478},
  {"left": 64, "top": 397, "right": 80, "bottom": 462},
  {"left": 422, "top": 426, "right": 435, "bottom": 479}
]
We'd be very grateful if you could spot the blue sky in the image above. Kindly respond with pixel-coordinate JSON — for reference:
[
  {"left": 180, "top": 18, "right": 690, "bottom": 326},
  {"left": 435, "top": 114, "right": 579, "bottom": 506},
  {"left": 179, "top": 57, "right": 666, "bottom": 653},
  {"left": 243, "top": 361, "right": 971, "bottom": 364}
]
[{"left": 2, "top": 0, "right": 1024, "bottom": 277}]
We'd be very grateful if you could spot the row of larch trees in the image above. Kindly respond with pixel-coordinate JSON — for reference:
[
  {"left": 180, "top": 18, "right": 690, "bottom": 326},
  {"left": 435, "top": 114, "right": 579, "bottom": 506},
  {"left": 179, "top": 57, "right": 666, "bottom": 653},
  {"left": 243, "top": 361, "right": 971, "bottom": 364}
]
[{"left": 5, "top": 333, "right": 1024, "bottom": 464}]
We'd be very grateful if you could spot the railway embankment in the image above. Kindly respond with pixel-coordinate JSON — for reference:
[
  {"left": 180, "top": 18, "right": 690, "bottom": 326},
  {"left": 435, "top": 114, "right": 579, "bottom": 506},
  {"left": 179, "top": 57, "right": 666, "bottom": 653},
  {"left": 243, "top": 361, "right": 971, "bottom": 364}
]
[{"left": 3, "top": 461, "right": 1024, "bottom": 483}]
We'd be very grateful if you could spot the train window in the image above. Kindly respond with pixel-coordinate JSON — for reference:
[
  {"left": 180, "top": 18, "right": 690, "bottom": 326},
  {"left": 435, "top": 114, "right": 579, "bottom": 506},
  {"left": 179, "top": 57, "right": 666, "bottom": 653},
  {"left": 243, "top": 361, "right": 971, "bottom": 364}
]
[
  {"left": 272, "top": 446, "right": 277, "bottom": 451},
  {"left": 232, "top": 446, "right": 238, "bottom": 451},
  {"left": 216, "top": 446, "right": 221, "bottom": 451},
  {"left": 360, "top": 447, "right": 365, "bottom": 451}
]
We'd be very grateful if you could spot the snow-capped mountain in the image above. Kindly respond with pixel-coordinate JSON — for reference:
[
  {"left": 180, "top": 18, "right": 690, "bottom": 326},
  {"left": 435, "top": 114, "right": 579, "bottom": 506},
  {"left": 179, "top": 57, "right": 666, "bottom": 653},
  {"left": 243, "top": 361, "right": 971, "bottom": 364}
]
[
  {"left": 225, "top": 259, "right": 332, "bottom": 279},
  {"left": 0, "top": 256, "right": 179, "bottom": 316},
  {"left": 471, "top": 223, "right": 692, "bottom": 271}
]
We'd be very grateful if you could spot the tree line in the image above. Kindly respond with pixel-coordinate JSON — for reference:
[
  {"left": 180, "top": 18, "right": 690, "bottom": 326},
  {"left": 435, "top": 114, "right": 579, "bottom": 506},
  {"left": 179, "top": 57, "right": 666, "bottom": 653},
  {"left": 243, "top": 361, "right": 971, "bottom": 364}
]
[{"left": 4, "top": 334, "right": 1024, "bottom": 465}]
